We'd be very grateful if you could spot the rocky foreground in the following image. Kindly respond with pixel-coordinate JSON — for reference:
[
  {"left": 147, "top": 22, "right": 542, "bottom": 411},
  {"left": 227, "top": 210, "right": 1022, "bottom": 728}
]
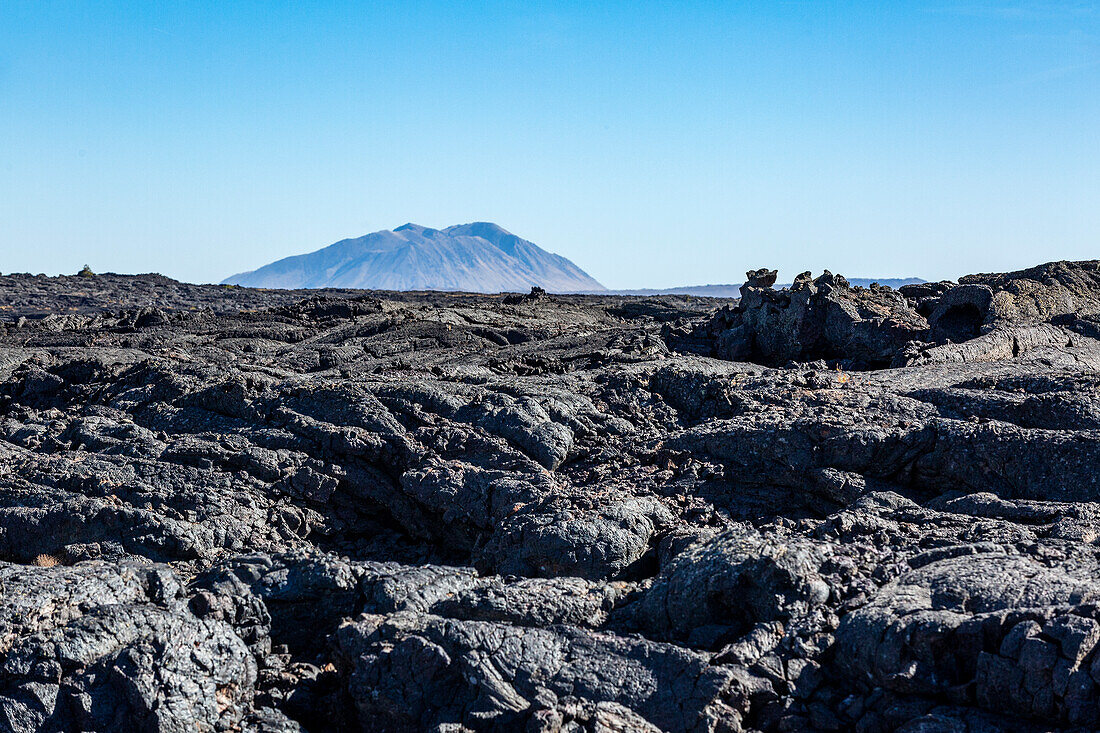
[{"left": 1, "top": 262, "right": 1100, "bottom": 732}]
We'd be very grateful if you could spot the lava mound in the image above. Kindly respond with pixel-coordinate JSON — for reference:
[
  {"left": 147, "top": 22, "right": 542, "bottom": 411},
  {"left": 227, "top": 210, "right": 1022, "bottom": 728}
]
[{"left": 671, "top": 260, "right": 1100, "bottom": 369}]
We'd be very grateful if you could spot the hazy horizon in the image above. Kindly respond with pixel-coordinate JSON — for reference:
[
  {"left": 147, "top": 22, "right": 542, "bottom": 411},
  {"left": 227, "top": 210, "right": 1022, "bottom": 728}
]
[{"left": 2, "top": 2, "right": 1098, "bottom": 288}]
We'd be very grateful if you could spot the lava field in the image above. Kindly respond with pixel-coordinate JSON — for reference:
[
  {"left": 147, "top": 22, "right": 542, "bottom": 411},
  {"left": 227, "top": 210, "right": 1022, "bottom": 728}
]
[{"left": 2, "top": 261, "right": 1100, "bottom": 732}]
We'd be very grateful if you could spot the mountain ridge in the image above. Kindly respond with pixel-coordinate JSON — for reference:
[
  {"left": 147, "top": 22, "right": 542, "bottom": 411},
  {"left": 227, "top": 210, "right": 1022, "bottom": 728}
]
[{"left": 222, "top": 222, "right": 606, "bottom": 293}]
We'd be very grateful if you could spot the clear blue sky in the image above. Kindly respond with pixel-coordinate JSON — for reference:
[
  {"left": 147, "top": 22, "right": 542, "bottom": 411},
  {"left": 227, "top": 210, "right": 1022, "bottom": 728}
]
[{"left": 2, "top": 1, "right": 1098, "bottom": 287}]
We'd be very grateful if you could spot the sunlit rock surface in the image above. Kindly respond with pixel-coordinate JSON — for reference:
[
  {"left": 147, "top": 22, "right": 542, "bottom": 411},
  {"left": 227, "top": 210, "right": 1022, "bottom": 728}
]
[{"left": 2, "top": 261, "right": 1100, "bottom": 731}]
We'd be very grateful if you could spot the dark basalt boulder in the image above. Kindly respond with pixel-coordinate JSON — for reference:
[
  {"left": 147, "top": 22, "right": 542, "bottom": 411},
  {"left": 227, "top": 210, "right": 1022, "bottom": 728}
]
[
  {"left": 634, "top": 527, "right": 835, "bottom": 645},
  {"left": 332, "top": 612, "right": 768, "bottom": 732},
  {"left": 503, "top": 286, "right": 548, "bottom": 305},
  {"left": 0, "top": 561, "right": 298, "bottom": 733},
  {"left": 959, "top": 260, "right": 1100, "bottom": 326},
  {"left": 836, "top": 551, "right": 1100, "bottom": 725}
]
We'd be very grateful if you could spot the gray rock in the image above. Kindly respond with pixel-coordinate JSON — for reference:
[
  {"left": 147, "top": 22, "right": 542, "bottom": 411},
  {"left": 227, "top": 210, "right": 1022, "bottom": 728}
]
[{"left": 1, "top": 261, "right": 1099, "bottom": 731}]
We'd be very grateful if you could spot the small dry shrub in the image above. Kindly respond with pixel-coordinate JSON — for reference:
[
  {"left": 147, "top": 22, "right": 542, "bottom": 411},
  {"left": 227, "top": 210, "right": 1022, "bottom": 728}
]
[{"left": 32, "top": 554, "right": 60, "bottom": 568}]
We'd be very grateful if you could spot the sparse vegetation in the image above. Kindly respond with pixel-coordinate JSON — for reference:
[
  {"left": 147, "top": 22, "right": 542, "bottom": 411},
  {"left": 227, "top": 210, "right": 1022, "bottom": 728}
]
[
  {"left": 78, "top": 264, "right": 95, "bottom": 278},
  {"left": 32, "top": 553, "right": 59, "bottom": 567}
]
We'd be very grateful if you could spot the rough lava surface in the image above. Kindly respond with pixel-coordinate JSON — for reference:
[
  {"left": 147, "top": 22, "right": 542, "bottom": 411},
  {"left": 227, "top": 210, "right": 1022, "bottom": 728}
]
[{"left": 1, "top": 261, "right": 1100, "bottom": 732}]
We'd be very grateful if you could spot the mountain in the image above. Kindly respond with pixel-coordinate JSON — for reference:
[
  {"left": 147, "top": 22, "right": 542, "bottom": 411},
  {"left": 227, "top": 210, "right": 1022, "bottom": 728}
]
[
  {"left": 222, "top": 222, "right": 605, "bottom": 293},
  {"left": 610, "top": 278, "right": 925, "bottom": 298}
]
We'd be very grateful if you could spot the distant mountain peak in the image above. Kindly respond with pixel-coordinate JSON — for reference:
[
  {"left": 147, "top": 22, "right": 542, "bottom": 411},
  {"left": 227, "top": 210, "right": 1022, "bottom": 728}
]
[
  {"left": 446, "top": 222, "right": 513, "bottom": 237},
  {"left": 223, "top": 223, "right": 605, "bottom": 293},
  {"left": 394, "top": 223, "right": 436, "bottom": 235}
]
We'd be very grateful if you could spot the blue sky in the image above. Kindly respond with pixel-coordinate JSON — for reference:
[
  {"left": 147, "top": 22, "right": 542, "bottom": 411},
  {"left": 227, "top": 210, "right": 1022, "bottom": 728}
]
[{"left": 1, "top": 1, "right": 1098, "bottom": 287}]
